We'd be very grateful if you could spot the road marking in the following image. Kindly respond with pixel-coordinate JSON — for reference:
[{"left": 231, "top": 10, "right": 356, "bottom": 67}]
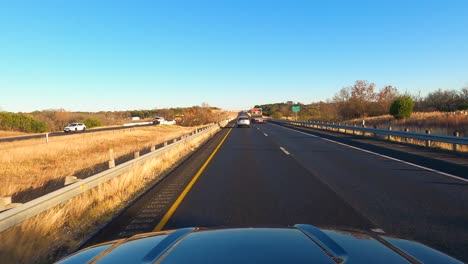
[
  {"left": 279, "top": 147, "right": 290, "bottom": 155},
  {"left": 272, "top": 123, "right": 468, "bottom": 183},
  {"left": 264, "top": 133, "right": 268, "bottom": 137},
  {"left": 153, "top": 127, "right": 233, "bottom": 231}
]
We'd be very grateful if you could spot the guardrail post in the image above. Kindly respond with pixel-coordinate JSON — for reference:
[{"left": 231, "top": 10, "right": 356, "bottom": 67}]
[
  {"left": 404, "top": 128, "right": 409, "bottom": 142},
  {"left": 173, "top": 138, "right": 177, "bottom": 143},
  {"left": 387, "top": 127, "right": 392, "bottom": 140},
  {"left": 46, "top": 133, "right": 49, "bottom": 144},
  {"left": 164, "top": 141, "right": 168, "bottom": 147},
  {"left": 425, "top": 129, "right": 431, "bottom": 147},
  {"left": 134, "top": 151, "right": 140, "bottom": 159},
  {"left": 151, "top": 145, "right": 156, "bottom": 152},
  {"left": 64, "top": 176, "right": 81, "bottom": 186},
  {"left": 108, "top": 149, "right": 115, "bottom": 168},
  {"left": 353, "top": 124, "right": 356, "bottom": 135},
  {"left": 0, "top": 197, "right": 22, "bottom": 212},
  {"left": 453, "top": 131, "right": 460, "bottom": 152}
]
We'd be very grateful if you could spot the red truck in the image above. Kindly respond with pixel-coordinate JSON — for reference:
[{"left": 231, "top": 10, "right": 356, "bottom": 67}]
[{"left": 251, "top": 108, "right": 264, "bottom": 123}]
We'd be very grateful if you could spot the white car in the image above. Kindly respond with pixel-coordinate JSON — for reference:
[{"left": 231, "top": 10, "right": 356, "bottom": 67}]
[
  {"left": 64, "top": 123, "right": 86, "bottom": 133},
  {"left": 153, "top": 117, "right": 176, "bottom": 125},
  {"left": 152, "top": 117, "right": 165, "bottom": 124},
  {"left": 237, "top": 116, "right": 250, "bottom": 128}
]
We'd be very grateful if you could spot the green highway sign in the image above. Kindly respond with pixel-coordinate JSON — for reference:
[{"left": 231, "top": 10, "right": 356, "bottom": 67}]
[{"left": 292, "top": 105, "right": 300, "bottom": 112}]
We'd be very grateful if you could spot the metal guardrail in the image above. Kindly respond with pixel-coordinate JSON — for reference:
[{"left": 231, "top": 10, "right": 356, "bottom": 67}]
[
  {"left": 0, "top": 120, "right": 231, "bottom": 232},
  {"left": 277, "top": 120, "right": 468, "bottom": 149}
]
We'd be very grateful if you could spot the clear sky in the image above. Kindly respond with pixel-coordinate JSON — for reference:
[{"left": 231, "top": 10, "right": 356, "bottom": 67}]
[{"left": 1, "top": 0, "right": 467, "bottom": 112}]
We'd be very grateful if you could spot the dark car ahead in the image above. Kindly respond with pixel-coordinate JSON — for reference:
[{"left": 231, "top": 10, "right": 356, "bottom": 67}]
[{"left": 57, "top": 224, "right": 462, "bottom": 264}]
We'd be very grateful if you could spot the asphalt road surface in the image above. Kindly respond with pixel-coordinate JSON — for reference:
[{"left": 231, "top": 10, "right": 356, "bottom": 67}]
[{"left": 86, "top": 121, "right": 468, "bottom": 261}]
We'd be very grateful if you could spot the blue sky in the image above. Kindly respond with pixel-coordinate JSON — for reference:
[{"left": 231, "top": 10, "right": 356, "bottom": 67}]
[{"left": 1, "top": 0, "right": 467, "bottom": 112}]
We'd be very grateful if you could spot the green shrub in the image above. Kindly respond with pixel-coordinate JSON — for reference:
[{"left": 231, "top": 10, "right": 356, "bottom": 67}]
[
  {"left": 390, "top": 96, "right": 414, "bottom": 119},
  {"left": 80, "top": 117, "right": 103, "bottom": 129},
  {"left": 0, "top": 112, "right": 49, "bottom": 133},
  {"left": 458, "top": 102, "right": 468, "bottom": 110},
  {"left": 271, "top": 111, "right": 283, "bottom": 119}
]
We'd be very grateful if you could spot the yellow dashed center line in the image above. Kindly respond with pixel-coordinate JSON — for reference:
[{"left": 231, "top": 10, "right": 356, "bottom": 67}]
[{"left": 153, "top": 127, "right": 233, "bottom": 231}]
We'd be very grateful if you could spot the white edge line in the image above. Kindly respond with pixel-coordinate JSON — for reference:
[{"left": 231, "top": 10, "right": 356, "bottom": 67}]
[
  {"left": 271, "top": 123, "right": 468, "bottom": 183},
  {"left": 264, "top": 133, "right": 268, "bottom": 137},
  {"left": 279, "top": 147, "right": 290, "bottom": 155}
]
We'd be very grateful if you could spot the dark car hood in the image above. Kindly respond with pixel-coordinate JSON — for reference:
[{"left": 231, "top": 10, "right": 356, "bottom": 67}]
[{"left": 57, "top": 224, "right": 462, "bottom": 264}]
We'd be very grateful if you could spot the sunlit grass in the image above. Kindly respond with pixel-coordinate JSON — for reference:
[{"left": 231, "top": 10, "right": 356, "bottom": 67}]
[
  {"left": 344, "top": 112, "right": 468, "bottom": 136},
  {"left": 335, "top": 125, "right": 468, "bottom": 152},
  {"left": 0, "top": 130, "right": 33, "bottom": 138}
]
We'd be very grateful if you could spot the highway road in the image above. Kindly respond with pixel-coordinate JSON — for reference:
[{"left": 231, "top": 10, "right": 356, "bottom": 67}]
[{"left": 84, "top": 121, "right": 468, "bottom": 261}]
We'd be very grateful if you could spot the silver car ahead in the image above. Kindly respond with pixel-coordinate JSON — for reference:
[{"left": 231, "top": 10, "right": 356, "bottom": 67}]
[
  {"left": 237, "top": 117, "right": 250, "bottom": 128},
  {"left": 64, "top": 123, "right": 86, "bottom": 133}
]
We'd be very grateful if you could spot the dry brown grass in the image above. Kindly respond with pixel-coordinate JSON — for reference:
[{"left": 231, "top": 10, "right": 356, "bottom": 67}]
[
  {"left": 343, "top": 112, "right": 468, "bottom": 136},
  {"left": 0, "top": 125, "right": 200, "bottom": 201},
  {"left": 0, "top": 130, "right": 34, "bottom": 138},
  {"left": 334, "top": 127, "right": 468, "bottom": 152},
  {"left": 340, "top": 112, "right": 468, "bottom": 152},
  {"left": 0, "top": 126, "right": 219, "bottom": 263}
]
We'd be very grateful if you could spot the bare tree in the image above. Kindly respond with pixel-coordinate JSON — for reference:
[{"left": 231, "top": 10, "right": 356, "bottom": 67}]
[
  {"left": 376, "top": 85, "right": 399, "bottom": 115},
  {"left": 425, "top": 89, "right": 460, "bottom": 112},
  {"left": 461, "top": 87, "right": 468, "bottom": 100},
  {"left": 348, "top": 80, "right": 377, "bottom": 118}
]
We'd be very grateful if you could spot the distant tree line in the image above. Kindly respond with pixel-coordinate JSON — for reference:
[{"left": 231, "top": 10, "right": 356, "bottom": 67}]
[
  {"left": 256, "top": 80, "right": 468, "bottom": 121},
  {"left": 0, "top": 104, "right": 228, "bottom": 133},
  {"left": 414, "top": 88, "right": 468, "bottom": 112},
  {"left": 0, "top": 112, "right": 48, "bottom": 133}
]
